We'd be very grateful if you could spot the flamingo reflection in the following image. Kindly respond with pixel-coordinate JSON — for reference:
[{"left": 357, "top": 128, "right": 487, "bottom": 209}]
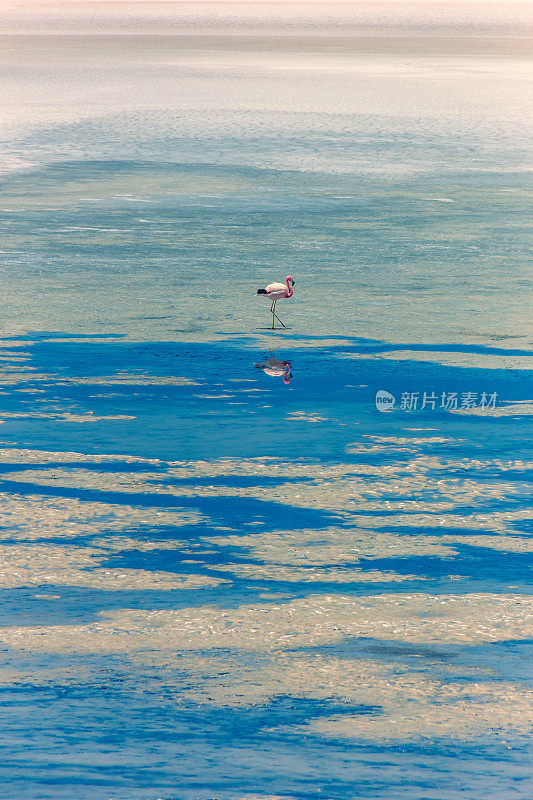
[{"left": 255, "top": 349, "right": 293, "bottom": 384}]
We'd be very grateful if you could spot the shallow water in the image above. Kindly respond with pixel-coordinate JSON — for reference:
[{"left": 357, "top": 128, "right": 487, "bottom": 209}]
[{"left": 0, "top": 4, "right": 532, "bottom": 799}]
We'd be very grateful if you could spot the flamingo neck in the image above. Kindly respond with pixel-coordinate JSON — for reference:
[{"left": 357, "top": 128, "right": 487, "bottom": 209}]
[{"left": 285, "top": 277, "right": 293, "bottom": 298}]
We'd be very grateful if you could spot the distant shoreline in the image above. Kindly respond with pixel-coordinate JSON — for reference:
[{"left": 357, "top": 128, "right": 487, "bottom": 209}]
[{"left": 2, "top": 32, "right": 532, "bottom": 57}]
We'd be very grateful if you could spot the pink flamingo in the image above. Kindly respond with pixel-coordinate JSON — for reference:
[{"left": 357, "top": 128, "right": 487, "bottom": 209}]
[
  {"left": 255, "top": 350, "right": 292, "bottom": 384},
  {"left": 256, "top": 275, "right": 295, "bottom": 329}
]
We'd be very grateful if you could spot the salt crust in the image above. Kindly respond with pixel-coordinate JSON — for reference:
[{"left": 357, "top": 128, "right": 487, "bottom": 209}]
[
  {"left": 1, "top": 594, "right": 531, "bottom": 740},
  {"left": 0, "top": 543, "right": 226, "bottom": 591},
  {"left": 2, "top": 446, "right": 530, "bottom": 555},
  {"left": 209, "top": 563, "right": 425, "bottom": 583},
  {"left": 2, "top": 594, "right": 531, "bottom": 654},
  {"left": 0, "top": 411, "right": 135, "bottom": 422},
  {"left": 0, "top": 447, "right": 530, "bottom": 742},
  {"left": 0, "top": 371, "right": 199, "bottom": 388},
  {"left": 0, "top": 492, "right": 204, "bottom": 541}
]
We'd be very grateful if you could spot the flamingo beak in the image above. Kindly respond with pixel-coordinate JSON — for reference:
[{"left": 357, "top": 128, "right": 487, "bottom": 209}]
[{"left": 291, "top": 279, "right": 295, "bottom": 286}]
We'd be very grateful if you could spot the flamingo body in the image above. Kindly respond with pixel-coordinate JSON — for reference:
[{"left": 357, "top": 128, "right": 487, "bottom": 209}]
[
  {"left": 256, "top": 275, "right": 295, "bottom": 328},
  {"left": 262, "top": 283, "right": 291, "bottom": 300}
]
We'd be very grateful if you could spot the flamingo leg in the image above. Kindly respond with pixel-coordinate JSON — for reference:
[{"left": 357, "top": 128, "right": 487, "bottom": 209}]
[
  {"left": 272, "top": 301, "right": 286, "bottom": 328},
  {"left": 269, "top": 299, "right": 276, "bottom": 328}
]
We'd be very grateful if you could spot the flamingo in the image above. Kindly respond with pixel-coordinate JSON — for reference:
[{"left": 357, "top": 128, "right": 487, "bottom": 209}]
[
  {"left": 255, "top": 350, "right": 292, "bottom": 384},
  {"left": 256, "top": 275, "right": 295, "bottom": 329}
]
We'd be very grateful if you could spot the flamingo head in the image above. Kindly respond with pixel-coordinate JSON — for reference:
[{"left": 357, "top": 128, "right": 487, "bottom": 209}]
[
  {"left": 283, "top": 363, "right": 293, "bottom": 385},
  {"left": 286, "top": 275, "right": 295, "bottom": 287}
]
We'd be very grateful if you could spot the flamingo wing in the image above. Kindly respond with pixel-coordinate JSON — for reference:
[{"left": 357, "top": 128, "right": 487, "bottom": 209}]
[{"left": 265, "top": 283, "right": 286, "bottom": 293}]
